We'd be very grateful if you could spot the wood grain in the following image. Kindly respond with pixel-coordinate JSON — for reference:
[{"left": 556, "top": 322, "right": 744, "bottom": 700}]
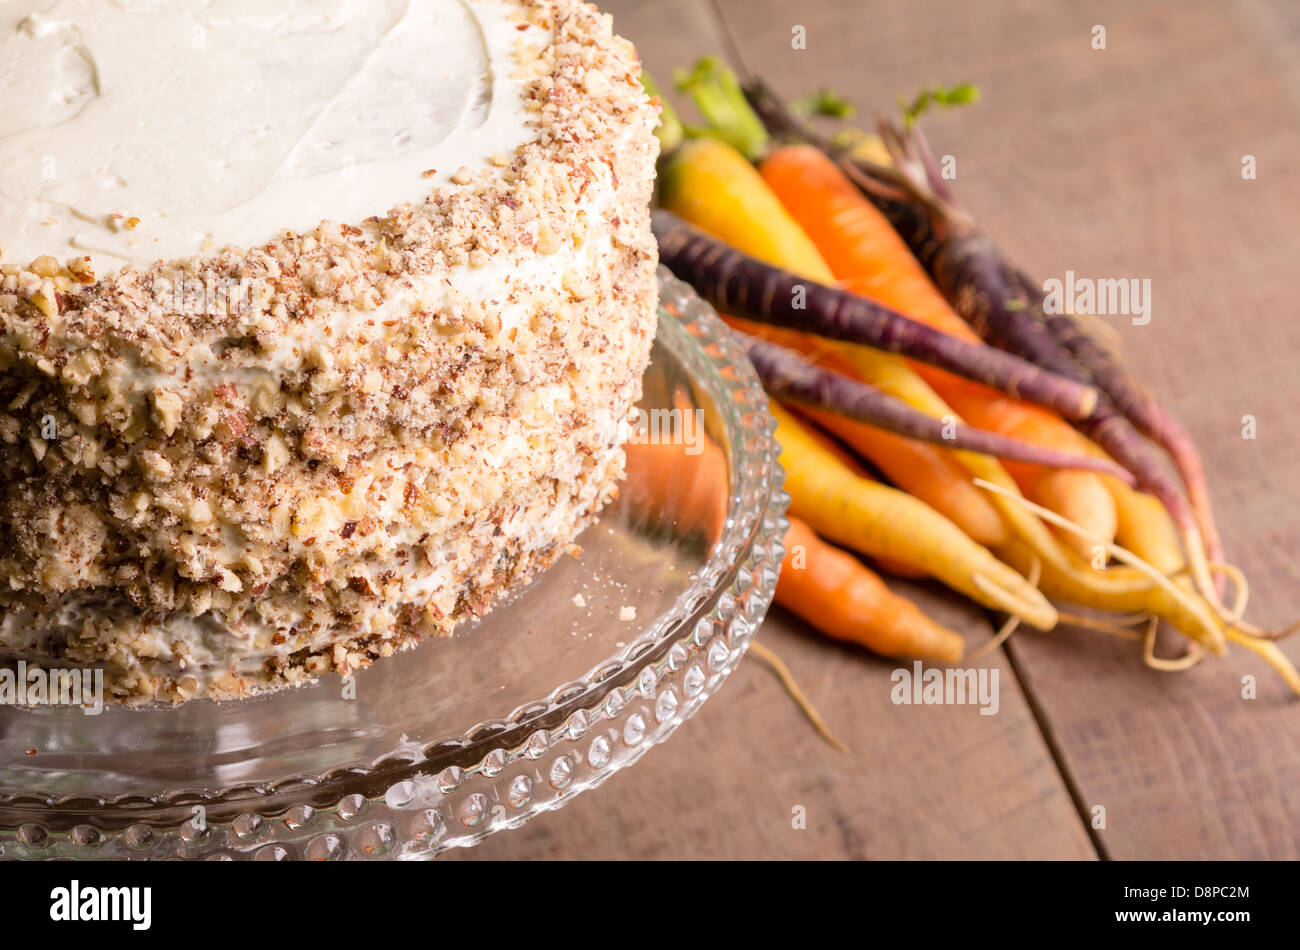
[
  {"left": 451, "top": 580, "right": 1094, "bottom": 860},
  {"left": 714, "top": 0, "right": 1300, "bottom": 859}
]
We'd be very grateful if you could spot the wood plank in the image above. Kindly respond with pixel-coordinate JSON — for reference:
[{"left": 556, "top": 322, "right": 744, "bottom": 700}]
[
  {"left": 714, "top": 0, "right": 1300, "bottom": 859},
  {"left": 451, "top": 591, "right": 1095, "bottom": 860}
]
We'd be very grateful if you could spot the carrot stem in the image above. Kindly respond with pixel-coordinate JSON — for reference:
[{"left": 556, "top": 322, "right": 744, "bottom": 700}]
[{"left": 675, "top": 56, "right": 769, "bottom": 162}]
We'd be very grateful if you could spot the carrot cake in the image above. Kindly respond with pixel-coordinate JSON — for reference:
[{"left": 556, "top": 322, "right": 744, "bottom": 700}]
[{"left": 0, "top": 0, "right": 660, "bottom": 702}]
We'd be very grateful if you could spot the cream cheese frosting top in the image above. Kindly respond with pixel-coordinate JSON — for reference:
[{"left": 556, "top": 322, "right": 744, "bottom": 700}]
[{"left": 0, "top": 0, "right": 540, "bottom": 271}]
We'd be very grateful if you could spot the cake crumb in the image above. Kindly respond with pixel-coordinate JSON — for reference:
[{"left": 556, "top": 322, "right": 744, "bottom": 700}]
[
  {"left": 619, "top": 605, "right": 636, "bottom": 622},
  {"left": 572, "top": 593, "right": 586, "bottom": 608}
]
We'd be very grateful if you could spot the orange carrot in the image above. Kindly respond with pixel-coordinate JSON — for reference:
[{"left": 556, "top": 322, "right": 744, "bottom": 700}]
[
  {"left": 802, "top": 407, "right": 1008, "bottom": 549},
  {"left": 760, "top": 144, "right": 980, "bottom": 338},
  {"left": 622, "top": 391, "right": 728, "bottom": 542},
  {"left": 1019, "top": 469, "right": 1115, "bottom": 564},
  {"left": 777, "top": 516, "right": 965, "bottom": 663}
]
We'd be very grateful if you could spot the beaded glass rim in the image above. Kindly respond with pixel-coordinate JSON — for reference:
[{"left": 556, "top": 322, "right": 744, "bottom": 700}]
[{"left": 0, "top": 269, "right": 788, "bottom": 858}]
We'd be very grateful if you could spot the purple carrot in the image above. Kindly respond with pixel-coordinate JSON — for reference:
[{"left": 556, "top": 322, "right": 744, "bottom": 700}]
[
  {"left": 887, "top": 181, "right": 1220, "bottom": 598},
  {"left": 652, "top": 209, "right": 1099, "bottom": 421},
  {"left": 736, "top": 330, "right": 1137, "bottom": 483},
  {"left": 925, "top": 237, "right": 1221, "bottom": 598},
  {"left": 1032, "top": 277, "right": 1224, "bottom": 574}
]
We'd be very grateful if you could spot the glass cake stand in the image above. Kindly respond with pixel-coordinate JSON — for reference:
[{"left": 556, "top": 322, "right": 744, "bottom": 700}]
[{"left": 0, "top": 269, "right": 788, "bottom": 860}]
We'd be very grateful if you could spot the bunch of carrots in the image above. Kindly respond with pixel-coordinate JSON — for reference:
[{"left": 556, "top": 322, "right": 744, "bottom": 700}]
[{"left": 645, "top": 58, "right": 1299, "bottom": 695}]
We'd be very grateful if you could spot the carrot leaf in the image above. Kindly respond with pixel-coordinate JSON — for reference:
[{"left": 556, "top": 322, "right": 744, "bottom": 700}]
[
  {"left": 641, "top": 71, "right": 684, "bottom": 154},
  {"left": 792, "top": 87, "right": 856, "bottom": 119},
  {"left": 900, "top": 82, "right": 980, "bottom": 127},
  {"left": 674, "top": 56, "right": 770, "bottom": 161}
]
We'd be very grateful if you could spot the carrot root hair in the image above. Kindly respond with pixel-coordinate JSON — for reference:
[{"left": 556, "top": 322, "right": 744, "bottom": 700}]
[
  {"left": 1208, "top": 561, "right": 1250, "bottom": 624},
  {"left": 748, "top": 640, "right": 850, "bottom": 753},
  {"left": 969, "top": 569, "right": 1050, "bottom": 631},
  {"left": 976, "top": 480, "right": 1300, "bottom": 694},
  {"left": 1224, "top": 627, "right": 1300, "bottom": 696},
  {"left": 968, "top": 556, "right": 1039, "bottom": 660},
  {"left": 1143, "top": 617, "right": 1206, "bottom": 672},
  {"left": 1207, "top": 561, "right": 1300, "bottom": 641},
  {"left": 973, "top": 478, "right": 1227, "bottom": 655}
]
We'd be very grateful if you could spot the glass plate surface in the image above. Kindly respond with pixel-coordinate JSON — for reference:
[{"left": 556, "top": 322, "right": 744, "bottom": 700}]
[{"left": 0, "top": 269, "right": 787, "bottom": 860}]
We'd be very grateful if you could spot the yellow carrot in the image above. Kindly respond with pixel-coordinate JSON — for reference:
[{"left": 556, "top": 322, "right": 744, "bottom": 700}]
[
  {"left": 978, "top": 477, "right": 1225, "bottom": 655},
  {"left": 827, "top": 338, "right": 1162, "bottom": 600},
  {"left": 658, "top": 138, "right": 835, "bottom": 282},
  {"left": 802, "top": 405, "right": 1009, "bottom": 549},
  {"left": 726, "top": 315, "right": 1008, "bottom": 548},
  {"left": 772, "top": 403, "right": 1057, "bottom": 631}
]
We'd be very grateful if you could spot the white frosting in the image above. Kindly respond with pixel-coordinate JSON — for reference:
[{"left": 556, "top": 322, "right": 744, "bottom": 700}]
[
  {"left": 125, "top": 130, "right": 632, "bottom": 394},
  {"left": 0, "top": 0, "right": 540, "bottom": 270}
]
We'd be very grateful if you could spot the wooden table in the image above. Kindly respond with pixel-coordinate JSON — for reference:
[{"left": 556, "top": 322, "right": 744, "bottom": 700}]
[{"left": 454, "top": 0, "right": 1300, "bottom": 860}]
